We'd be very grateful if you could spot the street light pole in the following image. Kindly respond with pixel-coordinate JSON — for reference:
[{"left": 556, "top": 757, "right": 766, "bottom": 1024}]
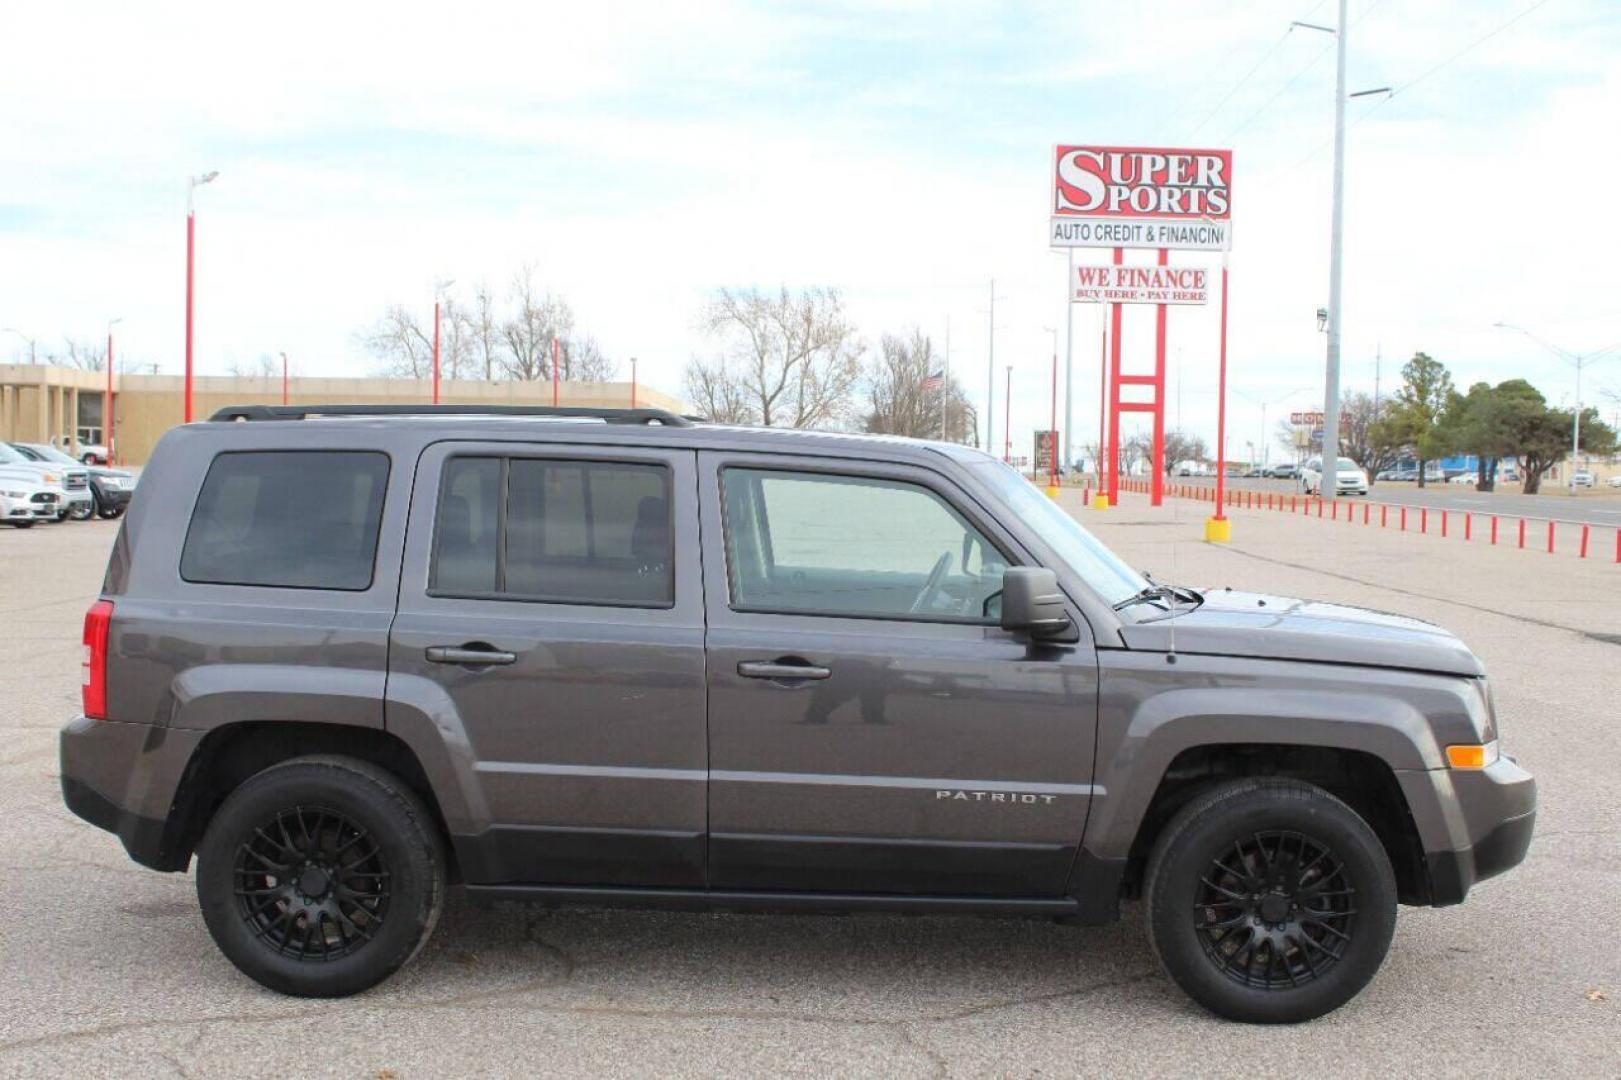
[
  {"left": 1003, "top": 364, "right": 1012, "bottom": 465},
  {"left": 1494, "top": 322, "right": 1621, "bottom": 491},
  {"left": 280, "top": 351, "right": 289, "bottom": 406},
  {"left": 1320, "top": 0, "right": 1349, "bottom": 481},
  {"left": 986, "top": 279, "right": 997, "bottom": 454},
  {"left": 184, "top": 171, "right": 218, "bottom": 423},
  {"left": 631, "top": 357, "right": 638, "bottom": 408}
]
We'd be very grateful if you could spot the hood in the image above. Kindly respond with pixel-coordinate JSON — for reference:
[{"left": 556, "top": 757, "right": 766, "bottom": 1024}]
[{"left": 1117, "top": 589, "right": 1483, "bottom": 677}]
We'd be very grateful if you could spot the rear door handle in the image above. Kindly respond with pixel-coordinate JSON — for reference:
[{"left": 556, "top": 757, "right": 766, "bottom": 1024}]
[
  {"left": 737, "top": 660, "right": 832, "bottom": 681},
  {"left": 426, "top": 645, "right": 517, "bottom": 666}
]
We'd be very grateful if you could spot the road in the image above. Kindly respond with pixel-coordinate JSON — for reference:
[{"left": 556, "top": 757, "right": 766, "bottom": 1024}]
[
  {"left": 0, "top": 505, "right": 1614, "bottom": 1077},
  {"left": 1170, "top": 474, "right": 1621, "bottom": 526}
]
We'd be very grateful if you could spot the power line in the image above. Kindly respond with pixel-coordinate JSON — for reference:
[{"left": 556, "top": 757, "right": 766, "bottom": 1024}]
[
  {"left": 1396, "top": 0, "right": 1556, "bottom": 98},
  {"left": 1185, "top": 28, "right": 1293, "bottom": 140},
  {"left": 1225, "top": 36, "right": 1337, "bottom": 139}
]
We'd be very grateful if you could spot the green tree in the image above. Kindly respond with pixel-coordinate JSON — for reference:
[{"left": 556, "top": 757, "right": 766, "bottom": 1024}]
[
  {"left": 1489, "top": 380, "right": 1618, "bottom": 493},
  {"left": 1378, "top": 353, "right": 1453, "bottom": 487}
]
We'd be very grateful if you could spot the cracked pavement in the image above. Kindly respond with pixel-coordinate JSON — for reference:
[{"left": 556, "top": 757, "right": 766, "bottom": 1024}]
[{"left": 0, "top": 494, "right": 1615, "bottom": 1077}]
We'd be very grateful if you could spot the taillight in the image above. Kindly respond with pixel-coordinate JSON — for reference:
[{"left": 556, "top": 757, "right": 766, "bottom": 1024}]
[{"left": 82, "top": 599, "right": 113, "bottom": 719}]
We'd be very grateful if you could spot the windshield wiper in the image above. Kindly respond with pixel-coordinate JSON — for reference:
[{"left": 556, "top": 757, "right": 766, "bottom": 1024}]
[{"left": 1113, "top": 583, "right": 1205, "bottom": 613}]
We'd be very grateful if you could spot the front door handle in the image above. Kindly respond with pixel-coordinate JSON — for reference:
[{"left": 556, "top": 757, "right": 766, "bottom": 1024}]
[
  {"left": 737, "top": 659, "right": 832, "bottom": 682},
  {"left": 426, "top": 645, "right": 517, "bottom": 666}
]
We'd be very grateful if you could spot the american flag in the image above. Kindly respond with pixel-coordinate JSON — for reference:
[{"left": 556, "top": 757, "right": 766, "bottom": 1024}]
[{"left": 920, "top": 370, "right": 945, "bottom": 392}]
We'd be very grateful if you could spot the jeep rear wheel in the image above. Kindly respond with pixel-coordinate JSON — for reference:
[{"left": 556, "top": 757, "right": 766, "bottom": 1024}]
[
  {"left": 196, "top": 756, "right": 446, "bottom": 997},
  {"left": 1144, "top": 779, "right": 1396, "bottom": 1023}
]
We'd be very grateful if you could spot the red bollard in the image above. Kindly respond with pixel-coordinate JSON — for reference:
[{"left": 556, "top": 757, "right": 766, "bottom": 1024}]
[
  {"left": 1331, "top": 501, "right": 1338, "bottom": 521},
  {"left": 1400, "top": 507, "right": 1408, "bottom": 531},
  {"left": 1380, "top": 504, "right": 1388, "bottom": 528},
  {"left": 1518, "top": 519, "right": 1526, "bottom": 549},
  {"left": 1421, "top": 508, "right": 1429, "bottom": 534},
  {"left": 1317, "top": 499, "right": 1324, "bottom": 518},
  {"left": 1441, "top": 510, "right": 1448, "bottom": 538},
  {"left": 1547, "top": 520, "right": 1555, "bottom": 554},
  {"left": 1579, "top": 524, "right": 1590, "bottom": 558},
  {"left": 1363, "top": 503, "right": 1370, "bottom": 525},
  {"left": 1464, "top": 513, "right": 1472, "bottom": 541},
  {"left": 1491, "top": 516, "right": 1498, "bottom": 545}
]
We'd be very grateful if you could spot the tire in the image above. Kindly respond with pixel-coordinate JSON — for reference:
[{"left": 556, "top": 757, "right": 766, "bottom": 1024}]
[
  {"left": 71, "top": 505, "right": 93, "bottom": 521},
  {"left": 195, "top": 755, "right": 447, "bottom": 997},
  {"left": 11, "top": 521, "right": 32, "bottom": 529},
  {"left": 97, "top": 506, "right": 124, "bottom": 520},
  {"left": 1144, "top": 778, "right": 1396, "bottom": 1023}
]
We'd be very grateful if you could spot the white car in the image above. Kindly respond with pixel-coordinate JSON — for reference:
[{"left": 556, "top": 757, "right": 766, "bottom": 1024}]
[
  {"left": 1608, "top": 475, "right": 1621, "bottom": 489},
  {"left": 0, "top": 443, "right": 77, "bottom": 520},
  {"left": 0, "top": 469, "right": 61, "bottom": 527},
  {"left": 1572, "top": 471, "right": 1596, "bottom": 488},
  {"left": 1301, "top": 455, "right": 1369, "bottom": 497},
  {"left": 1447, "top": 473, "right": 1477, "bottom": 485}
]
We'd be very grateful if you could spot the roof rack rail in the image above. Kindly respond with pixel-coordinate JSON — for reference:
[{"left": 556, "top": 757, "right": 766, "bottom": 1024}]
[{"left": 209, "top": 404, "right": 694, "bottom": 427}]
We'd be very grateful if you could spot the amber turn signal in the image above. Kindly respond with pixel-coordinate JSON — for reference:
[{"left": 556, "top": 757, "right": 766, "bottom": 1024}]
[{"left": 1446, "top": 741, "right": 1498, "bottom": 769}]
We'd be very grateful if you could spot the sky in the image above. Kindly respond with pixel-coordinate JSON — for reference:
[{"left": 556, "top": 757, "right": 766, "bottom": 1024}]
[{"left": 2, "top": 0, "right": 1618, "bottom": 462}]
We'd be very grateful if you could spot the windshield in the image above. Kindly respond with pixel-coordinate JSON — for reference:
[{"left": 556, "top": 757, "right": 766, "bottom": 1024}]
[
  {"left": 1336, "top": 457, "right": 1359, "bottom": 471},
  {"left": 971, "top": 459, "right": 1148, "bottom": 606},
  {"left": 18, "top": 443, "right": 76, "bottom": 465},
  {"left": 0, "top": 444, "right": 26, "bottom": 465}
]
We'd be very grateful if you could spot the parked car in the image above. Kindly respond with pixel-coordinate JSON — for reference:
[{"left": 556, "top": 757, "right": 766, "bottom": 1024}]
[
  {"left": 55, "top": 435, "right": 110, "bottom": 465},
  {"left": 9, "top": 442, "right": 131, "bottom": 518},
  {"left": 1608, "top": 475, "right": 1621, "bottom": 489},
  {"left": 1267, "top": 462, "right": 1299, "bottom": 479},
  {"left": 0, "top": 442, "right": 79, "bottom": 520},
  {"left": 61, "top": 403, "right": 1534, "bottom": 1023},
  {"left": 1301, "top": 456, "right": 1369, "bottom": 497},
  {"left": 1447, "top": 473, "right": 1478, "bottom": 485},
  {"left": 0, "top": 469, "right": 61, "bottom": 527},
  {"left": 1571, "top": 471, "right": 1596, "bottom": 488}
]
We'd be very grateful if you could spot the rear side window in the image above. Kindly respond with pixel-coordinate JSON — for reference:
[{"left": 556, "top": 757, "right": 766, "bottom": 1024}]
[
  {"left": 430, "top": 456, "right": 672, "bottom": 608},
  {"left": 180, "top": 451, "right": 390, "bottom": 590}
]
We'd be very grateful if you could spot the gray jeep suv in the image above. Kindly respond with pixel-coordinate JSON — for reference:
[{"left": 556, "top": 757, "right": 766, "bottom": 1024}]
[{"left": 60, "top": 405, "right": 1535, "bottom": 1022}]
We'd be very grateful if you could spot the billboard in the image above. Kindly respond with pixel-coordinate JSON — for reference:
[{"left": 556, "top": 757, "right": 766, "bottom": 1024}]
[
  {"left": 1051, "top": 145, "right": 1233, "bottom": 251},
  {"left": 1073, "top": 264, "right": 1208, "bottom": 305}
]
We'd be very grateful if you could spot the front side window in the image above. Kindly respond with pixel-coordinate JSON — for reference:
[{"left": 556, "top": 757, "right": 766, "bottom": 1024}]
[
  {"left": 430, "top": 456, "right": 673, "bottom": 608},
  {"left": 180, "top": 451, "right": 390, "bottom": 590},
  {"left": 721, "top": 468, "right": 1006, "bottom": 621}
]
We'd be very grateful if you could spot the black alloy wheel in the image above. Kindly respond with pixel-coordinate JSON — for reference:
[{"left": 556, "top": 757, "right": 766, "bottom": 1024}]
[
  {"left": 1145, "top": 778, "right": 1396, "bottom": 1023},
  {"left": 196, "top": 756, "right": 446, "bottom": 997},
  {"left": 1192, "top": 830, "right": 1356, "bottom": 990},
  {"left": 233, "top": 805, "right": 391, "bottom": 961}
]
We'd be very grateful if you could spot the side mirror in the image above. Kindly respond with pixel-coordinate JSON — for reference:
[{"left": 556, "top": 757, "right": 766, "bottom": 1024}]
[{"left": 999, "top": 567, "right": 1073, "bottom": 639}]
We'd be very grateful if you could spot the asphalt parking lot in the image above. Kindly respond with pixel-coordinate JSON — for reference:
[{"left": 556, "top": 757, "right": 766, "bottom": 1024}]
[{"left": 1, "top": 498, "right": 1615, "bottom": 1078}]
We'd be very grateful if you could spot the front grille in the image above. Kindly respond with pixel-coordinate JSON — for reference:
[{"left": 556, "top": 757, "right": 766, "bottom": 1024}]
[
  {"left": 29, "top": 493, "right": 57, "bottom": 504},
  {"left": 66, "top": 474, "right": 88, "bottom": 490}
]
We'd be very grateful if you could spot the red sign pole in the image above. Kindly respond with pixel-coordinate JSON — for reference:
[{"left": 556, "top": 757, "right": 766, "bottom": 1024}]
[
  {"left": 1106, "top": 248, "right": 1124, "bottom": 506},
  {"left": 1096, "top": 320, "right": 1108, "bottom": 503},
  {"left": 183, "top": 209, "right": 195, "bottom": 423},
  {"left": 1207, "top": 258, "right": 1231, "bottom": 541},
  {"left": 1151, "top": 247, "right": 1168, "bottom": 507},
  {"left": 105, "top": 331, "right": 115, "bottom": 462}
]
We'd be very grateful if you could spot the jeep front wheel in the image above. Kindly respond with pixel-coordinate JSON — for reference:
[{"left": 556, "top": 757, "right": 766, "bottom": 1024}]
[
  {"left": 1143, "top": 778, "right": 1396, "bottom": 1023},
  {"left": 195, "top": 755, "right": 446, "bottom": 997}
]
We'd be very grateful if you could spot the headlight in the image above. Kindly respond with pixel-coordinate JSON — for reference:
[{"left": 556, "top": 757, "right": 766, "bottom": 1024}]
[
  {"left": 100, "top": 477, "right": 121, "bottom": 488},
  {"left": 43, "top": 472, "right": 59, "bottom": 483},
  {"left": 1, "top": 489, "right": 24, "bottom": 498}
]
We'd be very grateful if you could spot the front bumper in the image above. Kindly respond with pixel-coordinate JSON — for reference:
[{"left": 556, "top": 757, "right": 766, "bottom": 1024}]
[
  {"left": 1398, "top": 754, "right": 1537, "bottom": 906},
  {"left": 92, "top": 484, "right": 132, "bottom": 511},
  {"left": 59, "top": 716, "right": 203, "bottom": 871}
]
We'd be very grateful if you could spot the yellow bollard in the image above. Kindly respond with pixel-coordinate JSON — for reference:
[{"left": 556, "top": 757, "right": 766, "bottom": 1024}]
[
  {"left": 1046, "top": 484, "right": 1061, "bottom": 500},
  {"left": 1204, "top": 516, "right": 1231, "bottom": 543},
  {"left": 1091, "top": 494, "right": 1110, "bottom": 510}
]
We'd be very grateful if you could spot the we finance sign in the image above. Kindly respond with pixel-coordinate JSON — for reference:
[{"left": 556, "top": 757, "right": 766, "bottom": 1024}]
[
  {"left": 1074, "top": 264, "right": 1208, "bottom": 305},
  {"left": 1051, "top": 145, "right": 1232, "bottom": 251}
]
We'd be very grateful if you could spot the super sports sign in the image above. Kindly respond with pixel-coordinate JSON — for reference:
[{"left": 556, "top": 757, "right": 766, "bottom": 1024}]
[{"left": 1050, "top": 145, "right": 1233, "bottom": 252}]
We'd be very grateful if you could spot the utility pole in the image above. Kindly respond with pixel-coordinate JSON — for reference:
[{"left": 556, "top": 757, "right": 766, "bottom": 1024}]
[
  {"left": 942, "top": 315, "right": 952, "bottom": 441},
  {"left": 280, "top": 351, "right": 289, "bottom": 406},
  {"left": 1003, "top": 364, "right": 1012, "bottom": 464},
  {"left": 1373, "top": 343, "right": 1382, "bottom": 420},
  {"left": 1320, "top": 0, "right": 1349, "bottom": 478},
  {"left": 986, "top": 279, "right": 997, "bottom": 453},
  {"left": 184, "top": 170, "right": 219, "bottom": 423}
]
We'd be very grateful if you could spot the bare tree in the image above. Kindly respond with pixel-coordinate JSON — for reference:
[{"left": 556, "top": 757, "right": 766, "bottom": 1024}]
[
  {"left": 559, "top": 335, "right": 616, "bottom": 382},
  {"left": 684, "top": 355, "right": 757, "bottom": 424},
  {"left": 473, "top": 281, "right": 501, "bottom": 382},
  {"left": 359, "top": 305, "right": 434, "bottom": 378},
  {"left": 501, "top": 265, "right": 574, "bottom": 382},
  {"left": 700, "top": 286, "right": 862, "bottom": 429},
  {"left": 435, "top": 283, "right": 477, "bottom": 381},
  {"left": 228, "top": 354, "right": 280, "bottom": 379},
  {"left": 862, "top": 328, "right": 974, "bottom": 441},
  {"left": 57, "top": 337, "right": 108, "bottom": 372}
]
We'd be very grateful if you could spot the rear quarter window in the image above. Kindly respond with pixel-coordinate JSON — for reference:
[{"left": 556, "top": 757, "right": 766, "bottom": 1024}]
[{"left": 179, "top": 450, "right": 390, "bottom": 590}]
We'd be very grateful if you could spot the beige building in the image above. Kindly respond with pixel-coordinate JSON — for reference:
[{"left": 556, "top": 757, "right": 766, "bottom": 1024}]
[{"left": 0, "top": 364, "right": 687, "bottom": 465}]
